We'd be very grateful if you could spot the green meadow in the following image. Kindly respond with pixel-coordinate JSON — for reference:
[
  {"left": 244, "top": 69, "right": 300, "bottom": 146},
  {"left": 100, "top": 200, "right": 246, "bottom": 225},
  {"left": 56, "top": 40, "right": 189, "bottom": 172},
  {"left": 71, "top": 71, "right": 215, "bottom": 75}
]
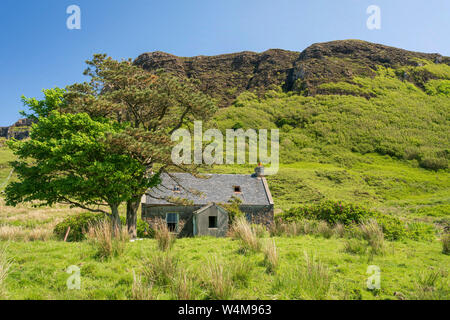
[{"left": 0, "top": 62, "right": 449, "bottom": 300}]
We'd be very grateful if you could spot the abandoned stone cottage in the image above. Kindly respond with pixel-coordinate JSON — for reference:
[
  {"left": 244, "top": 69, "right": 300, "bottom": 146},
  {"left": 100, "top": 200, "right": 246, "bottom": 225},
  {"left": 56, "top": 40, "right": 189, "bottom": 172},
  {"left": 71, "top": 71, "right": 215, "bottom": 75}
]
[{"left": 141, "top": 165, "right": 274, "bottom": 237}]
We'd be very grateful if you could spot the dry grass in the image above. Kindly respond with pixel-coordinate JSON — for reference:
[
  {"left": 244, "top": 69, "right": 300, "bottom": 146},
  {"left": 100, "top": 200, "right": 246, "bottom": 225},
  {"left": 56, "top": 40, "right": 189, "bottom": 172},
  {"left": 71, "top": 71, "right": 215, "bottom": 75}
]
[
  {"left": 86, "top": 219, "right": 129, "bottom": 259},
  {"left": 131, "top": 270, "right": 154, "bottom": 300},
  {"left": 360, "top": 219, "right": 385, "bottom": 255},
  {"left": 151, "top": 218, "right": 176, "bottom": 251},
  {"left": 0, "top": 199, "right": 83, "bottom": 242},
  {"left": 202, "top": 257, "right": 234, "bottom": 300},
  {"left": 333, "top": 223, "right": 346, "bottom": 238},
  {"left": 316, "top": 221, "right": 333, "bottom": 238},
  {"left": 0, "top": 244, "right": 12, "bottom": 297},
  {"left": 230, "top": 216, "right": 261, "bottom": 253},
  {"left": 172, "top": 272, "right": 195, "bottom": 300},
  {"left": 263, "top": 239, "right": 278, "bottom": 273},
  {"left": 0, "top": 225, "right": 53, "bottom": 242}
]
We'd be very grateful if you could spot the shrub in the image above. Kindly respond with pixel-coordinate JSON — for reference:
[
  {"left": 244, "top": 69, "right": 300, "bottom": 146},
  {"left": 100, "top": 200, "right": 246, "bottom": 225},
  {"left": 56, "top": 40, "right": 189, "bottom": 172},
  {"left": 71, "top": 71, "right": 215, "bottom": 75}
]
[
  {"left": 419, "top": 157, "right": 448, "bottom": 171},
  {"left": 86, "top": 219, "right": 129, "bottom": 259},
  {"left": 442, "top": 234, "right": 450, "bottom": 255},
  {"left": 280, "top": 200, "right": 417, "bottom": 241},
  {"left": 202, "top": 258, "right": 234, "bottom": 300},
  {"left": 371, "top": 213, "right": 407, "bottom": 241},
  {"left": 281, "top": 200, "right": 372, "bottom": 225},
  {"left": 406, "top": 222, "right": 435, "bottom": 241},
  {"left": 360, "top": 219, "right": 384, "bottom": 255},
  {"left": 230, "top": 216, "right": 261, "bottom": 253},
  {"left": 54, "top": 212, "right": 104, "bottom": 242},
  {"left": 263, "top": 239, "right": 278, "bottom": 274},
  {"left": 142, "top": 252, "right": 178, "bottom": 287},
  {"left": 119, "top": 216, "right": 153, "bottom": 238}
]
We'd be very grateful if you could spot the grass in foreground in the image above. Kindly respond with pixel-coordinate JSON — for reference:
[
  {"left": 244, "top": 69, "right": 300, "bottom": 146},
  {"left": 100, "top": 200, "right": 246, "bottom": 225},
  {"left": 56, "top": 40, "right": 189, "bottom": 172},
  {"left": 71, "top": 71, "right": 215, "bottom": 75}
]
[{"left": 1, "top": 235, "right": 448, "bottom": 300}]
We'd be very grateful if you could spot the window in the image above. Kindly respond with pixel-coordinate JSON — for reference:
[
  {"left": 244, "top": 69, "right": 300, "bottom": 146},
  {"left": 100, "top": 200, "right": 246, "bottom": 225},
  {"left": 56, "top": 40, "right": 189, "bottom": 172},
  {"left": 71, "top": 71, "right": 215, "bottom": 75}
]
[
  {"left": 173, "top": 186, "right": 181, "bottom": 193},
  {"left": 233, "top": 186, "right": 242, "bottom": 193},
  {"left": 166, "top": 213, "right": 179, "bottom": 232},
  {"left": 209, "top": 216, "right": 218, "bottom": 228}
]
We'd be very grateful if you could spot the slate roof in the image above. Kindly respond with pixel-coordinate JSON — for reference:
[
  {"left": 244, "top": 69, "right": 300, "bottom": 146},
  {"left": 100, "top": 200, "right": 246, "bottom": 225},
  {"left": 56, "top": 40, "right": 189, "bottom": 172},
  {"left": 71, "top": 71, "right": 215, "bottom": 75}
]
[{"left": 144, "top": 173, "right": 272, "bottom": 206}]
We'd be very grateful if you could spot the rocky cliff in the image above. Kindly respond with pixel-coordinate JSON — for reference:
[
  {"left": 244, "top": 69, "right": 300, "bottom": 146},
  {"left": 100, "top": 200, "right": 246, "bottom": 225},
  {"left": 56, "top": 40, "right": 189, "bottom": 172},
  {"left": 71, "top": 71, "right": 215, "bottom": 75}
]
[
  {"left": 135, "top": 39, "right": 450, "bottom": 105},
  {"left": 0, "top": 118, "right": 34, "bottom": 140}
]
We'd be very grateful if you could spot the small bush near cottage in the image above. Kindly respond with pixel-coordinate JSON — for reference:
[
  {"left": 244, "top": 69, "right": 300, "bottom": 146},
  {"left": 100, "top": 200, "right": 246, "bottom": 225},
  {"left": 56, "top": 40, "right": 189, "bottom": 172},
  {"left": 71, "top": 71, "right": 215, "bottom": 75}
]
[
  {"left": 54, "top": 212, "right": 105, "bottom": 242},
  {"left": 279, "top": 200, "right": 435, "bottom": 241}
]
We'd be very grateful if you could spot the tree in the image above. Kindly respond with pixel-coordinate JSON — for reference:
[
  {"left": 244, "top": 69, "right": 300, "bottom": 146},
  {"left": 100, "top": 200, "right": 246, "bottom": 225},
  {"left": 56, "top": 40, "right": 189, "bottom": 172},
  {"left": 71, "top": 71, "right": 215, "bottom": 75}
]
[
  {"left": 64, "top": 54, "right": 217, "bottom": 237},
  {"left": 5, "top": 111, "right": 160, "bottom": 230},
  {"left": 20, "top": 88, "right": 65, "bottom": 121}
]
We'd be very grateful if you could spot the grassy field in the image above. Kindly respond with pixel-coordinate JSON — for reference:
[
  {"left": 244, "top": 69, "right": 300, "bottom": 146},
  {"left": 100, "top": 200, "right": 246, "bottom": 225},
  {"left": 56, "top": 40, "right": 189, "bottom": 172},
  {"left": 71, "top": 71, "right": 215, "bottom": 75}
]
[
  {"left": 0, "top": 145, "right": 449, "bottom": 300},
  {"left": 0, "top": 66, "right": 449, "bottom": 299},
  {"left": 1, "top": 235, "right": 448, "bottom": 300}
]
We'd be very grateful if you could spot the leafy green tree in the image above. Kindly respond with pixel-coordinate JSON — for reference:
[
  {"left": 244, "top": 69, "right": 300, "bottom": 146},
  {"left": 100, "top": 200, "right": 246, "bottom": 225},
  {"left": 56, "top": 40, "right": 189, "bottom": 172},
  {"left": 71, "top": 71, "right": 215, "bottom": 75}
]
[
  {"left": 64, "top": 54, "right": 217, "bottom": 237},
  {"left": 20, "top": 88, "right": 66, "bottom": 121},
  {"left": 5, "top": 111, "right": 160, "bottom": 230}
]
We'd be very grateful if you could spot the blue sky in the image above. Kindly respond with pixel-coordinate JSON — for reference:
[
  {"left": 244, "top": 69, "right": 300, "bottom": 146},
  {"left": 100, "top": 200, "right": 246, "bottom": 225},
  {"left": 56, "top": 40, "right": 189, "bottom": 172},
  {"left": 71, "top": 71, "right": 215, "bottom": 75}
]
[{"left": 0, "top": 0, "right": 449, "bottom": 126}]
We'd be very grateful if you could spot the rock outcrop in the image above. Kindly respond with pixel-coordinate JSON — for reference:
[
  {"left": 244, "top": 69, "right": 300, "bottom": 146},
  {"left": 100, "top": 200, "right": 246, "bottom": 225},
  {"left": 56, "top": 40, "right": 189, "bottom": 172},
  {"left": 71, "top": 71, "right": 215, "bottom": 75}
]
[
  {"left": 135, "top": 40, "right": 449, "bottom": 103},
  {"left": 0, "top": 118, "right": 34, "bottom": 140}
]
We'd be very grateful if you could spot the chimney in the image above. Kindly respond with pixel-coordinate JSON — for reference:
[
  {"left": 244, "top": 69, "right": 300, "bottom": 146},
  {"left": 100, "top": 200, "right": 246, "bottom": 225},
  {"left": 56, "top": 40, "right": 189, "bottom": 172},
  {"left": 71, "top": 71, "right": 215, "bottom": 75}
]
[{"left": 254, "top": 162, "right": 264, "bottom": 177}]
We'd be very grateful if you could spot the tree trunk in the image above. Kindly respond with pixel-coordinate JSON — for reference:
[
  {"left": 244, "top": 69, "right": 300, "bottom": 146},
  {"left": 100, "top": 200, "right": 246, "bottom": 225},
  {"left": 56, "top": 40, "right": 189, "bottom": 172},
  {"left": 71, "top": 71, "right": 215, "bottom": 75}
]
[
  {"left": 126, "top": 198, "right": 140, "bottom": 239},
  {"left": 110, "top": 204, "right": 121, "bottom": 236}
]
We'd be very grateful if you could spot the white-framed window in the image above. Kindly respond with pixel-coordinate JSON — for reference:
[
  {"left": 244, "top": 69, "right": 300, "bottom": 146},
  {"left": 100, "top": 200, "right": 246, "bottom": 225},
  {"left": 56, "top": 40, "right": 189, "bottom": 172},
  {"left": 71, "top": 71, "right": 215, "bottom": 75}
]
[{"left": 166, "top": 213, "right": 179, "bottom": 232}]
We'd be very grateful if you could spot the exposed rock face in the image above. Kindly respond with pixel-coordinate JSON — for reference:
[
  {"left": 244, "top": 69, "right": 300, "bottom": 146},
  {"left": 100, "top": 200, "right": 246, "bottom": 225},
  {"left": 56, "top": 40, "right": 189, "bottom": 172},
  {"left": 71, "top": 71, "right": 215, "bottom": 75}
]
[
  {"left": 288, "top": 40, "right": 449, "bottom": 94},
  {"left": 0, "top": 118, "right": 34, "bottom": 140},
  {"left": 135, "top": 49, "right": 299, "bottom": 106},
  {"left": 135, "top": 40, "right": 449, "bottom": 103}
]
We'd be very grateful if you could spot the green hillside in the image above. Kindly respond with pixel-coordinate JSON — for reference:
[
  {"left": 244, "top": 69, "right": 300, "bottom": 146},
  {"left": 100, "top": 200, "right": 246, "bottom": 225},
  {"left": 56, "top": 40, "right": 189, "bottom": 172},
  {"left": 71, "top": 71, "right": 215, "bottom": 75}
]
[{"left": 214, "top": 66, "right": 450, "bottom": 170}]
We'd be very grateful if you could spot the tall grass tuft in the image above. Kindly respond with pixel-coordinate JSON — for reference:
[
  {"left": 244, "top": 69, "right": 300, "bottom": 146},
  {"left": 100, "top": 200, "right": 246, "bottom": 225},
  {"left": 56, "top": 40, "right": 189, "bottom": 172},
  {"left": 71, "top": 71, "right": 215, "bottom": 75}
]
[
  {"left": 263, "top": 239, "right": 278, "bottom": 274},
  {"left": 142, "top": 252, "right": 178, "bottom": 287},
  {"left": 153, "top": 218, "right": 176, "bottom": 251},
  {"left": 131, "top": 270, "right": 154, "bottom": 300},
  {"left": 343, "top": 239, "right": 367, "bottom": 255},
  {"left": 0, "top": 244, "right": 12, "bottom": 298},
  {"left": 172, "top": 272, "right": 195, "bottom": 300},
  {"left": 230, "top": 216, "right": 261, "bottom": 253},
  {"left": 86, "top": 219, "right": 129, "bottom": 259},
  {"left": 229, "top": 259, "right": 253, "bottom": 288},
  {"left": 273, "top": 252, "right": 331, "bottom": 300},
  {"left": 414, "top": 269, "right": 449, "bottom": 300},
  {"left": 360, "top": 219, "right": 384, "bottom": 255},
  {"left": 442, "top": 234, "right": 450, "bottom": 255},
  {"left": 203, "top": 257, "right": 234, "bottom": 300},
  {"left": 251, "top": 224, "right": 269, "bottom": 238},
  {"left": 333, "top": 222, "right": 346, "bottom": 238},
  {"left": 316, "top": 221, "right": 333, "bottom": 238}
]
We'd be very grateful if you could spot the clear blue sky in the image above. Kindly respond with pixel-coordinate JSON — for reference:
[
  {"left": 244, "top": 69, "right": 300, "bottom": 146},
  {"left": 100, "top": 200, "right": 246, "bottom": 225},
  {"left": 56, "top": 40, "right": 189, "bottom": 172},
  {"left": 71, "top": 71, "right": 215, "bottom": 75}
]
[{"left": 0, "top": 0, "right": 449, "bottom": 126}]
